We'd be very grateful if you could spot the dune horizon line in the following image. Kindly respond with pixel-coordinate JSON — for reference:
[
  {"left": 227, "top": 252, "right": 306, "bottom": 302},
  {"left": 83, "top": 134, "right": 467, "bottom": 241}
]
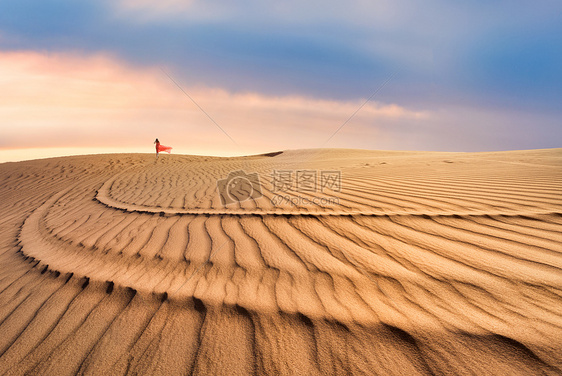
[{"left": 2, "top": 145, "right": 562, "bottom": 164}]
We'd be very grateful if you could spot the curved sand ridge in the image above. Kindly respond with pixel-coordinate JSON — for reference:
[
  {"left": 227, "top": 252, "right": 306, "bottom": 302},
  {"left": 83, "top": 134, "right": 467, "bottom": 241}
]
[
  {"left": 1, "top": 149, "right": 562, "bottom": 375},
  {"left": 97, "top": 149, "right": 562, "bottom": 216}
]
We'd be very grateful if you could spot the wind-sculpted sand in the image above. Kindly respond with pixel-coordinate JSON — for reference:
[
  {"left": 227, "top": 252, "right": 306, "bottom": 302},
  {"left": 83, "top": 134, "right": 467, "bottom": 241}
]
[{"left": 0, "top": 148, "right": 561, "bottom": 375}]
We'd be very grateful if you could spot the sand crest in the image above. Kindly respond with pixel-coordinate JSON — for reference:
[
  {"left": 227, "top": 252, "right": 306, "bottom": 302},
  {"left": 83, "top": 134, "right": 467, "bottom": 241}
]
[{"left": 0, "top": 148, "right": 561, "bottom": 375}]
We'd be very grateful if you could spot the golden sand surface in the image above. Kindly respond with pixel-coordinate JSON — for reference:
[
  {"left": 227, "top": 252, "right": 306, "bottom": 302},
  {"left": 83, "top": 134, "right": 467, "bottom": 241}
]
[{"left": 0, "top": 148, "right": 561, "bottom": 375}]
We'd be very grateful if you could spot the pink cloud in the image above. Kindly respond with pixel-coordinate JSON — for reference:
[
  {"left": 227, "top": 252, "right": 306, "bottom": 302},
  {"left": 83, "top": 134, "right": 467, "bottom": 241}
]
[{"left": 0, "top": 50, "right": 429, "bottom": 159}]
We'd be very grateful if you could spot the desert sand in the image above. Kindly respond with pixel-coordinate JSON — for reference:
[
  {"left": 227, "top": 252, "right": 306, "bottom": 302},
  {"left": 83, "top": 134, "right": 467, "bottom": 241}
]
[{"left": 0, "top": 148, "right": 561, "bottom": 375}]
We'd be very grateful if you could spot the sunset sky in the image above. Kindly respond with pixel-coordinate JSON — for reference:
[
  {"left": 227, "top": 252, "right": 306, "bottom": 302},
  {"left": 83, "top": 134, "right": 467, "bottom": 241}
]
[{"left": 1, "top": 0, "right": 561, "bottom": 161}]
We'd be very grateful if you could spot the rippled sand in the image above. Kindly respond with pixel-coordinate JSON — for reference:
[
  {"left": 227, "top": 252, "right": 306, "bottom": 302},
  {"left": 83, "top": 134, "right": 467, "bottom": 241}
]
[{"left": 0, "top": 148, "right": 561, "bottom": 375}]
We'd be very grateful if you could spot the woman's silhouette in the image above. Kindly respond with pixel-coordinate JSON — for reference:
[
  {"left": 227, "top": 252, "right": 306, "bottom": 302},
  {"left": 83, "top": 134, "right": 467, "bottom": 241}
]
[{"left": 154, "top": 138, "right": 172, "bottom": 157}]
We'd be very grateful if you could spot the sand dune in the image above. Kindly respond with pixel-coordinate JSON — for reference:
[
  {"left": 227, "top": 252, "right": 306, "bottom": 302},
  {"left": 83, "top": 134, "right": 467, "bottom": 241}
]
[{"left": 0, "top": 148, "right": 561, "bottom": 375}]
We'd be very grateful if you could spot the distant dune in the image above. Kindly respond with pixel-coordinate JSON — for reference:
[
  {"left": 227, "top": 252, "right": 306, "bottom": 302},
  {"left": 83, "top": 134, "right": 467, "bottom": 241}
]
[{"left": 0, "top": 148, "right": 561, "bottom": 375}]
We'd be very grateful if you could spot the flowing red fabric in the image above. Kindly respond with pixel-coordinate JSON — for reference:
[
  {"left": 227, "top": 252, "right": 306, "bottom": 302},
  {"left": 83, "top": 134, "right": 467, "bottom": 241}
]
[{"left": 156, "top": 143, "right": 172, "bottom": 154}]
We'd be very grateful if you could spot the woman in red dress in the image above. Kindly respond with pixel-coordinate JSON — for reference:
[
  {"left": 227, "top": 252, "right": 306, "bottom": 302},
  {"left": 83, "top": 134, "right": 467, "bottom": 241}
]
[{"left": 154, "top": 138, "right": 172, "bottom": 156}]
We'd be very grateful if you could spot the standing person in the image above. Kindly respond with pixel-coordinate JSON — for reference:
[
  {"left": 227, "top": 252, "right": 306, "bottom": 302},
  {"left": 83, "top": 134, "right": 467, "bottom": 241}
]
[{"left": 154, "top": 138, "right": 172, "bottom": 157}]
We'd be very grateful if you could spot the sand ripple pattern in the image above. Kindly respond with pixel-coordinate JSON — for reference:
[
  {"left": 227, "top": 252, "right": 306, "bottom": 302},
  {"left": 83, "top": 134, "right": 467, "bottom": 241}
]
[{"left": 1, "top": 149, "right": 562, "bottom": 375}]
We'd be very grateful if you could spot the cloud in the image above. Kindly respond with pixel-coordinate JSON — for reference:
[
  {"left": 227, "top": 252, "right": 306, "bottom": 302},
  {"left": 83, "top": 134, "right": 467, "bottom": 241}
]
[
  {"left": 1, "top": 1, "right": 561, "bottom": 156},
  {"left": 0, "top": 50, "right": 430, "bottom": 156},
  {"left": 113, "top": 0, "right": 196, "bottom": 20},
  {"left": 2, "top": 0, "right": 561, "bottom": 113}
]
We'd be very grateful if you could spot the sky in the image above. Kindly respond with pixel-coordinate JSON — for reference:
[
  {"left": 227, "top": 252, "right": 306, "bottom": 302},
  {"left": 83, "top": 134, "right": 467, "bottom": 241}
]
[{"left": 1, "top": 0, "right": 561, "bottom": 162}]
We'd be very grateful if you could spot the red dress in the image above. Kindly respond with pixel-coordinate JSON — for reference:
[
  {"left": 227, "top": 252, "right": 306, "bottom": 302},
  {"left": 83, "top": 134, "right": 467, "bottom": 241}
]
[{"left": 155, "top": 141, "right": 172, "bottom": 154}]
